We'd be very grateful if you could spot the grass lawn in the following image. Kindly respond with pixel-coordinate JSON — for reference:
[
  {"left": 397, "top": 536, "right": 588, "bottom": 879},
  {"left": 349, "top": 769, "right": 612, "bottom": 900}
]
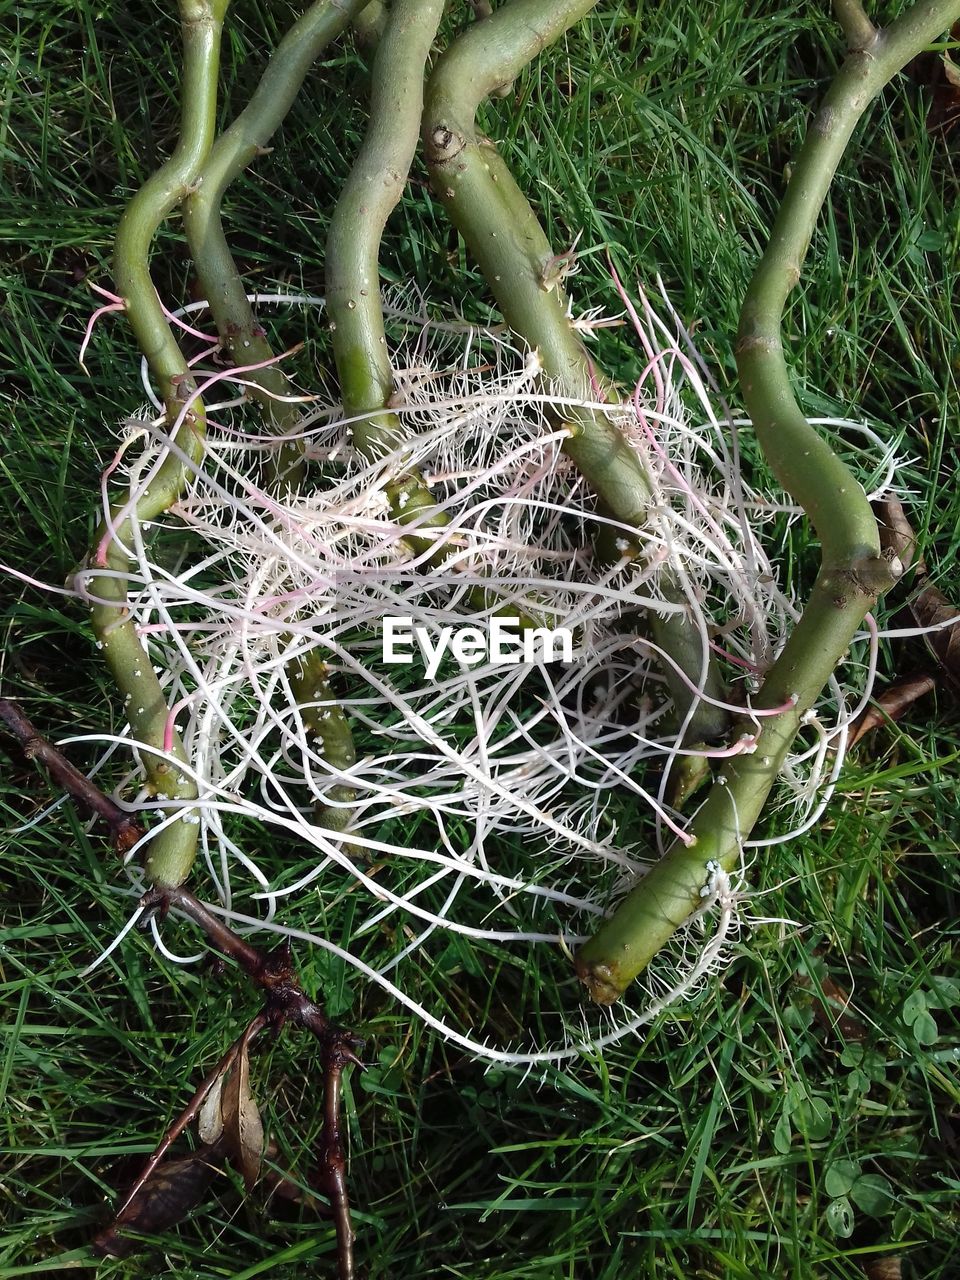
[{"left": 1, "top": 0, "right": 959, "bottom": 1276}]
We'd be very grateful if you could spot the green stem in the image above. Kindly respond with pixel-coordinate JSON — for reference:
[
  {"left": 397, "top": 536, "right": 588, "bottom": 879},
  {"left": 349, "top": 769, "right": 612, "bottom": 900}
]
[
  {"left": 352, "top": 0, "right": 387, "bottom": 49},
  {"left": 422, "top": 0, "right": 728, "bottom": 741},
  {"left": 325, "top": 0, "right": 451, "bottom": 563},
  {"left": 423, "top": 24, "right": 649, "bottom": 524},
  {"left": 181, "top": 0, "right": 367, "bottom": 835},
  {"left": 90, "top": 0, "right": 230, "bottom": 889},
  {"left": 833, "top": 0, "right": 878, "bottom": 48},
  {"left": 574, "top": 0, "right": 957, "bottom": 1003},
  {"left": 182, "top": 0, "right": 370, "bottom": 491},
  {"left": 288, "top": 658, "right": 358, "bottom": 835},
  {"left": 327, "top": 0, "right": 546, "bottom": 631}
]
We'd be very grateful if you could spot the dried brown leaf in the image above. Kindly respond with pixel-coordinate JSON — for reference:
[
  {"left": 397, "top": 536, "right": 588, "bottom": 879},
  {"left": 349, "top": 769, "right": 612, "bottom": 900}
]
[
  {"left": 874, "top": 497, "right": 922, "bottom": 575},
  {"left": 221, "top": 1030, "right": 264, "bottom": 1190},
  {"left": 91, "top": 1145, "right": 224, "bottom": 1259},
  {"left": 872, "top": 497, "right": 960, "bottom": 684},
  {"left": 865, "top": 1257, "right": 902, "bottom": 1280},
  {"left": 910, "top": 583, "right": 960, "bottom": 684},
  {"left": 849, "top": 673, "right": 936, "bottom": 746},
  {"left": 795, "top": 971, "right": 869, "bottom": 1045},
  {"left": 197, "top": 1068, "right": 226, "bottom": 1145}
]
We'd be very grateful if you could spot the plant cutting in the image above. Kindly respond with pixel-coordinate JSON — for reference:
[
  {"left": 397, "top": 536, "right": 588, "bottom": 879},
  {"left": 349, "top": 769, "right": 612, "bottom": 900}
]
[{"left": 576, "top": 0, "right": 958, "bottom": 1000}]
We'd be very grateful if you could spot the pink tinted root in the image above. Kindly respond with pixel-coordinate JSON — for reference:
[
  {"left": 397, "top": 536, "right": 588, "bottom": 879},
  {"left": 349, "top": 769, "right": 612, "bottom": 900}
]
[
  {"left": 160, "top": 299, "right": 220, "bottom": 345},
  {"left": 708, "top": 640, "right": 763, "bottom": 675},
  {"left": 163, "top": 696, "right": 193, "bottom": 754},
  {"left": 79, "top": 301, "right": 125, "bottom": 372}
]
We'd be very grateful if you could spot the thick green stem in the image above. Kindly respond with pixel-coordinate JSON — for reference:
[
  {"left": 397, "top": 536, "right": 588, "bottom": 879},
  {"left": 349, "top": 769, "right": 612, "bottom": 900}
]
[
  {"left": 422, "top": 0, "right": 727, "bottom": 741},
  {"left": 182, "top": 0, "right": 366, "bottom": 834},
  {"left": 326, "top": 0, "right": 546, "bottom": 630},
  {"left": 325, "top": 0, "right": 451, "bottom": 563},
  {"left": 834, "top": 0, "right": 878, "bottom": 48},
  {"left": 424, "top": 51, "right": 649, "bottom": 523},
  {"left": 326, "top": 0, "right": 443, "bottom": 437},
  {"left": 288, "top": 658, "right": 358, "bottom": 834},
  {"left": 182, "top": 0, "right": 369, "bottom": 491},
  {"left": 90, "top": 0, "right": 230, "bottom": 888},
  {"left": 574, "top": 0, "right": 958, "bottom": 1002},
  {"left": 352, "top": 0, "right": 387, "bottom": 49}
]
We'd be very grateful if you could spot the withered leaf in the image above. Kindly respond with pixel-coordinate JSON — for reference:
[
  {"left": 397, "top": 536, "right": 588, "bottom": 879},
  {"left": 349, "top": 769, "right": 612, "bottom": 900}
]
[
  {"left": 197, "top": 1067, "right": 227, "bottom": 1145},
  {"left": 91, "top": 1145, "right": 224, "bottom": 1259},
  {"left": 874, "top": 497, "right": 922, "bottom": 575},
  {"left": 910, "top": 583, "right": 960, "bottom": 686},
  {"left": 221, "top": 1031, "right": 265, "bottom": 1190},
  {"left": 849, "top": 673, "right": 936, "bottom": 746},
  {"left": 865, "top": 1258, "right": 903, "bottom": 1280},
  {"left": 795, "top": 971, "right": 869, "bottom": 1046},
  {"left": 872, "top": 497, "right": 960, "bottom": 687}
]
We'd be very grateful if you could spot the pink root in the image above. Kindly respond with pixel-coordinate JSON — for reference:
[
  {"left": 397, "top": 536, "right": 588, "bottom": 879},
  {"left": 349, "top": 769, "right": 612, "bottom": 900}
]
[
  {"left": 160, "top": 299, "right": 221, "bottom": 346},
  {"left": 607, "top": 259, "right": 666, "bottom": 416},
  {"left": 163, "top": 696, "right": 193, "bottom": 754},
  {"left": 708, "top": 640, "right": 763, "bottom": 675},
  {"left": 79, "top": 301, "right": 125, "bottom": 373},
  {"left": 88, "top": 282, "right": 124, "bottom": 304},
  {"left": 698, "top": 733, "right": 759, "bottom": 758}
]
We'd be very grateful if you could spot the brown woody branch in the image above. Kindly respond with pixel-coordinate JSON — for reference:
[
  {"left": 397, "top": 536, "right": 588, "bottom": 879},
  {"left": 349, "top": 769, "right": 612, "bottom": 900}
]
[
  {"left": 0, "top": 698, "right": 145, "bottom": 854},
  {"left": 141, "top": 882, "right": 364, "bottom": 1279},
  {"left": 1, "top": 699, "right": 362, "bottom": 1279}
]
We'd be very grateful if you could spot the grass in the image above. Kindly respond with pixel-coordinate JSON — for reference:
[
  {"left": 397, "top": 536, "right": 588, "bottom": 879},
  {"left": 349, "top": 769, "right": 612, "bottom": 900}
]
[{"left": 1, "top": 0, "right": 959, "bottom": 1276}]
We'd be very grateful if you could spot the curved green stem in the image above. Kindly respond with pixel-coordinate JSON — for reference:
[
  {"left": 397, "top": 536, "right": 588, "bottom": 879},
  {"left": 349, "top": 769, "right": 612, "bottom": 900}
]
[
  {"left": 289, "top": 658, "right": 358, "bottom": 835},
  {"left": 423, "top": 2, "right": 648, "bottom": 524},
  {"left": 90, "top": 0, "right": 230, "bottom": 888},
  {"left": 574, "top": 0, "right": 957, "bottom": 1002},
  {"left": 422, "top": 0, "right": 728, "bottom": 742},
  {"left": 112, "top": 0, "right": 230, "bottom": 409},
  {"left": 182, "top": 0, "right": 370, "bottom": 491},
  {"left": 834, "top": 0, "right": 878, "bottom": 48},
  {"left": 352, "top": 0, "right": 387, "bottom": 50},
  {"left": 326, "top": 0, "right": 546, "bottom": 631},
  {"left": 326, "top": 0, "right": 444, "bottom": 438},
  {"left": 325, "top": 0, "right": 451, "bottom": 563},
  {"left": 181, "top": 0, "right": 367, "bottom": 835}
]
